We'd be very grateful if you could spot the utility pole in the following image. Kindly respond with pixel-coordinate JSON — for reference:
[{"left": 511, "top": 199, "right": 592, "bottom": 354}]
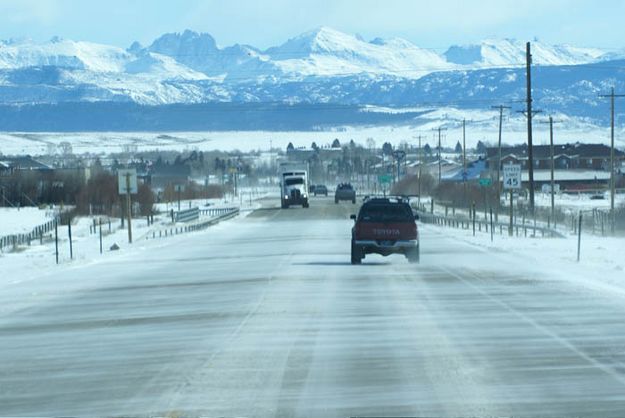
[
  {"left": 492, "top": 105, "right": 511, "bottom": 221},
  {"left": 549, "top": 117, "right": 556, "bottom": 224},
  {"left": 462, "top": 119, "right": 468, "bottom": 209},
  {"left": 126, "top": 173, "right": 133, "bottom": 244},
  {"left": 540, "top": 117, "right": 561, "bottom": 226},
  {"left": 526, "top": 41, "right": 536, "bottom": 213},
  {"left": 417, "top": 135, "right": 423, "bottom": 205},
  {"left": 435, "top": 127, "right": 447, "bottom": 183},
  {"left": 462, "top": 119, "right": 467, "bottom": 178},
  {"left": 599, "top": 87, "right": 625, "bottom": 234}
]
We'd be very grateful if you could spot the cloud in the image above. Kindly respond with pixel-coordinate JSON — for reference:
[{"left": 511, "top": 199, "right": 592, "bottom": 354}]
[{"left": 0, "top": 0, "right": 60, "bottom": 25}]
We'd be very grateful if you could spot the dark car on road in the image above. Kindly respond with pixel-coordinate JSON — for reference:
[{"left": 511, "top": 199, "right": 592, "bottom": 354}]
[
  {"left": 335, "top": 183, "right": 356, "bottom": 204},
  {"left": 314, "top": 185, "right": 328, "bottom": 196},
  {"left": 350, "top": 197, "right": 419, "bottom": 264}
]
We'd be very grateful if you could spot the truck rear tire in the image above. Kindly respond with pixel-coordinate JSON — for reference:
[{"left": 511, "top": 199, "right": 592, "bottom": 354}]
[
  {"left": 303, "top": 201, "right": 309, "bottom": 208},
  {"left": 351, "top": 240, "right": 363, "bottom": 265},
  {"left": 406, "top": 246, "right": 420, "bottom": 264},
  {"left": 281, "top": 202, "right": 289, "bottom": 209},
  {"left": 335, "top": 199, "right": 339, "bottom": 204},
  {"left": 352, "top": 198, "right": 356, "bottom": 204}
]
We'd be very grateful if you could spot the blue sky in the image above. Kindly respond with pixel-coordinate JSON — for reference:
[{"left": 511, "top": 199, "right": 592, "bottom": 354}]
[{"left": 0, "top": 0, "right": 624, "bottom": 50}]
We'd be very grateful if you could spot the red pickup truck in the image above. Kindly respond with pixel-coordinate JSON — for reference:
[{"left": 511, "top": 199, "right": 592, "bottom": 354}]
[{"left": 350, "top": 197, "right": 419, "bottom": 264}]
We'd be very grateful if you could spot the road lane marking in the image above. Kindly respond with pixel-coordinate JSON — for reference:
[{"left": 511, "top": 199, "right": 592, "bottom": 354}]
[{"left": 440, "top": 266, "right": 625, "bottom": 388}]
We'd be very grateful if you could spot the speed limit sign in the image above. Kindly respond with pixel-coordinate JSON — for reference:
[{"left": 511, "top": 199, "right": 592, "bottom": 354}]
[{"left": 503, "top": 164, "right": 522, "bottom": 190}]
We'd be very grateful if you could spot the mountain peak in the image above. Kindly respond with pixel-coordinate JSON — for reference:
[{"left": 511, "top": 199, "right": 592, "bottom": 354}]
[
  {"left": 266, "top": 26, "right": 366, "bottom": 59},
  {"left": 148, "top": 30, "right": 218, "bottom": 53}
]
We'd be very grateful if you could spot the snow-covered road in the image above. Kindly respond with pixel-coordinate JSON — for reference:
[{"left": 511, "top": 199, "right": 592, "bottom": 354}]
[{"left": 1, "top": 198, "right": 625, "bottom": 417}]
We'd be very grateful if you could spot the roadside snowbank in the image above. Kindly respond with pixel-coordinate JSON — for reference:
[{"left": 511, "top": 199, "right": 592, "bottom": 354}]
[{"left": 426, "top": 223, "right": 625, "bottom": 300}]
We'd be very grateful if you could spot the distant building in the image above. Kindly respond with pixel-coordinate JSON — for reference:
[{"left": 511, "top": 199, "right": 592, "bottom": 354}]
[
  {"left": 442, "top": 158, "right": 488, "bottom": 182},
  {"left": 0, "top": 156, "right": 52, "bottom": 176},
  {"left": 486, "top": 143, "right": 624, "bottom": 171},
  {"left": 485, "top": 142, "right": 624, "bottom": 191},
  {"left": 149, "top": 164, "right": 191, "bottom": 190}
]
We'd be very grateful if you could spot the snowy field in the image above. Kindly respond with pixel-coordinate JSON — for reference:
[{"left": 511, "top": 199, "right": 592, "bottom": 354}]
[
  {"left": 535, "top": 192, "right": 625, "bottom": 212},
  {"left": 434, "top": 221, "right": 625, "bottom": 298},
  {"left": 0, "top": 109, "right": 623, "bottom": 156},
  {"left": 0, "top": 207, "right": 56, "bottom": 236}
]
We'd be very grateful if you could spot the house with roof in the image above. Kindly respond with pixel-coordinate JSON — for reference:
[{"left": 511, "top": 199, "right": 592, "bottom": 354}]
[
  {"left": 0, "top": 156, "right": 52, "bottom": 176},
  {"left": 149, "top": 163, "right": 191, "bottom": 190},
  {"left": 442, "top": 158, "right": 488, "bottom": 182}
]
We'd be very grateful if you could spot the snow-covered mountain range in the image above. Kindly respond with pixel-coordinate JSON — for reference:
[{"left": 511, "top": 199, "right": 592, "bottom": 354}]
[
  {"left": 0, "top": 27, "right": 623, "bottom": 122},
  {"left": 0, "top": 28, "right": 609, "bottom": 83}
]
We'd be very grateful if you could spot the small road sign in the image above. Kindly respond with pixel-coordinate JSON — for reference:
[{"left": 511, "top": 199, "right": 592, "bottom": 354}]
[
  {"left": 392, "top": 150, "right": 406, "bottom": 160},
  {"left": 378, "top": 174, "right": 393, "bottom": 184},
  {"left": 479, "top": 178, "right": 492, "bottom": 187},
  {"left": 117, "top": 169, "right": 138, "bottom": 195},
  {"left": 503, "top": 164, "right": 522, "bottom": 190},
  {"left": 174, "top": 184, "right": 185, "bottom": 193}
]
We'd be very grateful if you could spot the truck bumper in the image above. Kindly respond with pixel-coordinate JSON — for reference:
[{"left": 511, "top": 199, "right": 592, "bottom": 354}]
[{"left": 354, "top": 239, "right": 418, "bottom": 256}]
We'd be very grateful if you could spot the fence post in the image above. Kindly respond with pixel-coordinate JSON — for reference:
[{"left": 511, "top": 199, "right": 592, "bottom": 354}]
[
  {"left": 490, "top": 208, "right": 494, "bottom": 242},
  {"left": 472, "top": 202, "right": 476, "bottom": 237},
  {"left": 99, "top": 218, "right": 103, "bottom": 255},
  {"left": 577, "top": 211, "right": 583, "bottom": 262},
  {"left": 55, "top": 219, "right": 59, "bottom": 265},
  {"left": 68, "top": 222, "right": 73, "bottom": 260},
  {"left": 508, "top": 190, "right": 513, "bottom": 237}
]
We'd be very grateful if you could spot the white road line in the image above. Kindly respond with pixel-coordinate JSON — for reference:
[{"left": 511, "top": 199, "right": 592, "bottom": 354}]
[{"left": 441, "top": 265, "right": 625, "bottom": 388}]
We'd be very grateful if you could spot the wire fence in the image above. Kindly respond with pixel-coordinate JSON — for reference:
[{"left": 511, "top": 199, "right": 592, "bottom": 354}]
[
  {"left": 416, "top": 209, "right": 565, "bottom": 239},
  {"left": 0, "top": 209, "right": 75, "bottom": 252}
]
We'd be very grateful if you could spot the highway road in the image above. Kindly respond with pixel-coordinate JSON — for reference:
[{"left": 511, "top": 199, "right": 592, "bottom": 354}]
[{"left": 2, "top": 198, "right": 625, "bottom": 417}]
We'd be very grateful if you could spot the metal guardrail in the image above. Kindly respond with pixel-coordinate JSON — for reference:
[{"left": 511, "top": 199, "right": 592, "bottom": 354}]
[
  {"left": 174, "top": 207, "right": 199, "bottom": 223},
  {"left": 418, "top": 211, "right": 565, "bottom": 238},
  {"left": 147, "top": 207, "right": 240, "bottom": 240},
  {"left": 199, "top": 207, "right": 239, "bottom": 217}
]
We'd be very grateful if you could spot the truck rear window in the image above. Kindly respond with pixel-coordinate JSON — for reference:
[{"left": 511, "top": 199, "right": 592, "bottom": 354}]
[{"left": 358, "top": 204, "right": 413, "bottom": 222}]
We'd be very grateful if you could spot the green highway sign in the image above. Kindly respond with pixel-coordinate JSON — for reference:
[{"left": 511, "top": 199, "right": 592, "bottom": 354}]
[
  {"left": 378, "top": 174, "right": 393, "bottom": 184},
  {"left": 479, "top": 178, "right": 492, "bottom": 186}
]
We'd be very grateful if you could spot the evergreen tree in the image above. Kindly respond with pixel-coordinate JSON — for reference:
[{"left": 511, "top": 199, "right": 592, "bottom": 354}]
[{"left": 455, "top": 140, "right": 463, "bottom": 154}]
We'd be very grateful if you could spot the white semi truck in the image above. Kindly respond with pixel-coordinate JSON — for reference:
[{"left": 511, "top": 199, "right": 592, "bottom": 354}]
[{"left": 280, "top": 166, "right": 309, "bottom": 209}]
